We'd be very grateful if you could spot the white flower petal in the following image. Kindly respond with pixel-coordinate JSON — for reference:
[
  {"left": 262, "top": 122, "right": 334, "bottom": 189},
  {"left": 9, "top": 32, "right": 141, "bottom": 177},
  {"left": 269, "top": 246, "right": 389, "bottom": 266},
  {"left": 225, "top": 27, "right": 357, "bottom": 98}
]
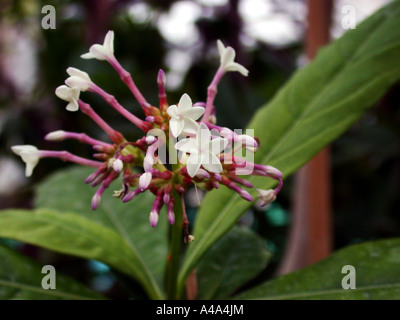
[
  {"left": 65, "top": 76, "right": 91, "bottom": 91},
  {"left": 226, "top": 62, "right": 249, "bottom": 76},
  {"left": 175, "top": 138, "right": 198, "bottom": 153},
  {"left": 11, "top": 145, "right": 38, "bottom": 156},
  {"left": 166, "top": 105, "right": 179, "bottom": 120},
  {"left": 217, "top": 40, "right": 226, "bottom": 59},
  {"left": 221, "top": 47, "right": 236, "bottom": 68},
  {"left": 182, "top": 117, "right": 199, "bottom": 135},
  {"left": 217, "top": 40, "right": 248, "bottom": 76},
  {"left": 66, "top": 67, "right": 91, "bottom": 81},
  {"left": 202, "top": 152, "right": 223, "bottom": 173},
  {"left": 11, "top": 145, "right": 40, "bottom": 177},
  {"left": 210, "top": 137, "right": 228, "bottom": 154},
  {"left": 89, "top": 44, "right": 109, "bottom": 60},
  {"left": 81, "top": 52, "right": 95, "bottom": 59},
  {"left": 177, "top": 93, "right": 192, "bottom": 113},
  {"left": 66, "top": 100, "right": 79, "bottom": 112},
  {"left": 55, "top": 85, "right": 71, "bottom": 101},
  {"left": 187, "top": 153, "right": 204, "bottom": 177},
  {"left": 197, "top": 123, "right": 211, "bottom": 151},
  {"left": 183, "top": 106, "right": 205, "bottom": 120},
  {"left": 170, "top": 118, "right": 185, "bottom": 137},
  {"left": 103, "top": 30, "right": 114, "bottom": 55}
]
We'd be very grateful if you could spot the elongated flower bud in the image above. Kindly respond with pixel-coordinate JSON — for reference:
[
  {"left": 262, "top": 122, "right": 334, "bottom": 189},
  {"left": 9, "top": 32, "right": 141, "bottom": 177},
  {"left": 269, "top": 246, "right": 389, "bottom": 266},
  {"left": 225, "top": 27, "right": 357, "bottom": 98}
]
[{"left": 139, "top": 172, "right": 152, "bottom": 191}]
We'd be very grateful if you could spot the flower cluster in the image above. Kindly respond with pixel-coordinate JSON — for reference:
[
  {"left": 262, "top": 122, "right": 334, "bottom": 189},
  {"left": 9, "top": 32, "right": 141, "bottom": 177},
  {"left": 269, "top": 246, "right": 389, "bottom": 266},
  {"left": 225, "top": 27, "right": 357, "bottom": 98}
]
[{"left": 12, "top": 31, "right": 283, "bottom": 240}]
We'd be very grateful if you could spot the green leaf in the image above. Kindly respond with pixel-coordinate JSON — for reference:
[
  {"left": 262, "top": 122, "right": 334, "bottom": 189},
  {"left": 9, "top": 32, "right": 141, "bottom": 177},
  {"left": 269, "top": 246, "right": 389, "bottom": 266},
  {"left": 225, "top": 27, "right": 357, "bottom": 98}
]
[
  {"left": 35, "top": 166, "right": 167, "bottom": 299},
  {"left": 235, "top": 238, "right": 400, "bottom": 300},
  {"left": 196, "top": 227, "right": 271, "bottom": 300},
  {"left": 0, "top": 244, "right": 102, "bottom": 300},
  {"left": 178, "top": 0, "right": 400, "bottom": 294},
  {"left": 0, "top": 208, "right": 164, "bottom": 299}
]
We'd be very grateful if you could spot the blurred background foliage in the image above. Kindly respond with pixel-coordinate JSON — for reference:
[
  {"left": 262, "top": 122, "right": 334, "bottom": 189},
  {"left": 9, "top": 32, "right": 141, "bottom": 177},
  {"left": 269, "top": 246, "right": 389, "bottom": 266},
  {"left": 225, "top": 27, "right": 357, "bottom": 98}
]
[{"left": 0, "top": 0, "right": 399, "bottom": 298}]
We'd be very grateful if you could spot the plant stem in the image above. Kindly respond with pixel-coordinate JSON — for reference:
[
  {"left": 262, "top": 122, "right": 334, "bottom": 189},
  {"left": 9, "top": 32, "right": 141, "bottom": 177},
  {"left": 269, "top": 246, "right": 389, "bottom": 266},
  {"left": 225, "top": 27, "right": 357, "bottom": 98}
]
[{"left": 167, "top": 190, "right": 184, "bottom": 300}]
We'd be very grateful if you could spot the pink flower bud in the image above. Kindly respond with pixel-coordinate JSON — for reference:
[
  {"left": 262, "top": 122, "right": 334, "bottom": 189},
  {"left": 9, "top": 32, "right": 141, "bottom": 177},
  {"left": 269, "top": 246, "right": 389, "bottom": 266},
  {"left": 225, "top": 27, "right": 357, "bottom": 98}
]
[
  {"left": 143, "top": 155, "right": 154, "bottom": 172},
  {"left": 149, "top": 210, "right": 159, "bottom": 228},
  {"left": 157, "top": 69, "right": 166, "bottom": 87},
  {"left": 112, "top": 159, "right": 123, "bottom": 173},
  {"left": 167, "top": 203, "right": 175, "bottom": 225},
  {"left": 139, "top": 172, "right": 152, "bottom": 191},
  {"left": 146, "top": 136, "right": 157, "bottom": 145},
  {"left": 239, "top": 189, "right": 253, "bottom": 202},
  {"left": 91, "top": 192, "right": 101, "bottom": 210},
  {"left": 195, "top": 169, "right": 210, "bottom": 179},
  {"left": 163, "top": 192, "right": 170, "bottom": 204},
  {"left": 145, "top": 116, "right": 155, "bottom": 123}
]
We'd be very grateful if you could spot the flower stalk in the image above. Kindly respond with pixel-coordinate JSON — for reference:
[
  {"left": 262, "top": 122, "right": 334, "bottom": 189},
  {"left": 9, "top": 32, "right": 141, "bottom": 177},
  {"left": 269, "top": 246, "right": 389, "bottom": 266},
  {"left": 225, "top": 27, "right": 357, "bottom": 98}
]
[{"left": 167, "top": 189, "right": 184, "bottom": 300}]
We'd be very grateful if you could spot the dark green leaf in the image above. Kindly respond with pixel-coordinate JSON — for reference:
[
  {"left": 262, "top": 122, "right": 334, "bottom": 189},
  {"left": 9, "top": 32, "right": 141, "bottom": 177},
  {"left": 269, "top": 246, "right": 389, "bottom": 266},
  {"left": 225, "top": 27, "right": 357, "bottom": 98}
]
[
  {"left": 35, "top": 166, "right": 167, "bottom": 299},
  {"left": 0, "top": 245, "right": 102, "bottom": 300},
  {"left": 0, "top": 208, "right": 164, "bottom": 299},
  {"left": 235, "top": 238, "right": 400, "bottom": 300},
  {"left": 196, "top": 227, "right": 271, "bottom": 299}
]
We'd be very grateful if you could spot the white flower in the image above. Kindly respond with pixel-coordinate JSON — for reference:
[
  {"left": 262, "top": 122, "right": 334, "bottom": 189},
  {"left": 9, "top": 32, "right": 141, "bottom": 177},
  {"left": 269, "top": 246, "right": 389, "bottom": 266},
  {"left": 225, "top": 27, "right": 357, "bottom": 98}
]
[
  {"left": 175, "top": 123, "right": 228, "bottom": 177},
  {"left": 11, "top": 145, "right": 41, "bottom": 177},
  {"left": 217, "top": 40, "right": 249, "bottom": 76},
  {"left": 55, "top": 85, "right": 80, "bottom": 112},
  {"left": 167, "top": 94, "right": 205, "bottom": 138},
  {"left": 257, "top": 189, "right": 276, "bottom": 207},
  {"left": 65, "top": 67, "right": 92, "bottom": 91},
  {"left": 81, "top": 30, "right": 115, "bottom": 61}
]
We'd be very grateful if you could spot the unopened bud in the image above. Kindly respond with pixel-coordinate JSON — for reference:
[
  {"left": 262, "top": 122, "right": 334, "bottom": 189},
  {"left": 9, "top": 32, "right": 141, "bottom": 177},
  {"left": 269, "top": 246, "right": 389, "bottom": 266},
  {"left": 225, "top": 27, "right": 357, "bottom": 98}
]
[
  {"left": 112, "top": 159, "right": 123, "bottom": 173},
  {"left": 146, "top": 136, "right": 157, "bottom": 144},
  {"left": 157, "top": 69, "right": 166, "bottom": 86},
  {"left": 139, "top": 172, "right": 152, "bottom": 191},
  {"left": 91, "top": 193, "right": 101, "bottom": 210},
  {"left": 149, "top": 210, "right": 159, "bottom": 228},
  {"left": 257, "top": 189, "right": 276, "bottom": 207},
  {"left": 195, "top": 169, "right": 210, "bottom": 179},
  {"left": 45, "top": 130, "right": 66, "bottom": 141}
]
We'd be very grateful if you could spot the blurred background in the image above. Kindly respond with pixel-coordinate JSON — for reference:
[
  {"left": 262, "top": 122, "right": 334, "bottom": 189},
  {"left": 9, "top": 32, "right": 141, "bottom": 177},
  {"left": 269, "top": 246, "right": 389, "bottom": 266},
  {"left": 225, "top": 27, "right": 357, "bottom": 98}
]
[{"left": 0, "top": 0, "right": 399, "bottom": 299}]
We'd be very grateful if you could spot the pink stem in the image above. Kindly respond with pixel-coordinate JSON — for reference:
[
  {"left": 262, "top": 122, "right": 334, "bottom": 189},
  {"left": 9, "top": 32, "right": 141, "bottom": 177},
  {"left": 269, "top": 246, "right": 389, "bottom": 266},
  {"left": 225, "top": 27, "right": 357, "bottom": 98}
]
[
  {"left": 108, "top": 57, "right": 151, "bottom": 111},
  {"left": 201, "top": 66, "right": 225, "bottom": 123},
  {"left": 78, "top": 100, "right": 123, "bottom": 143},
  {"left": 90, "top": 84, "right": 152, "bottom": 132},
  {"left": 62, "top": 132, "right": 113, "bottom": 148},
  {"left": 39, "top": 150, "right": 103, "bottom": 168}
]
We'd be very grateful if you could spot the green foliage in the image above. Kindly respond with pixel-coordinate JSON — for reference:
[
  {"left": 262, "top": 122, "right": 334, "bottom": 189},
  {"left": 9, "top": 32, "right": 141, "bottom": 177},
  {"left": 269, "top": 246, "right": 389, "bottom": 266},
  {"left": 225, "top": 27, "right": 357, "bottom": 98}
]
[
  {"left": 0, "top": 245, "right": 101, "bottom": 300},
  {"left": 0, "top": 166, "right": 169, "bottom": 299},
  {"left": 196, "top": 227, "right": 271, "bottom": 300},
  {"left": 235, "top": 238, "right": 400, "bottom": 300},
  {"left": 178, "top": 1, "right": 400, "bottom": 295},
  {"left": 0, "top": 208, "right": 163, "bottom": 299},
  {"left": 35, "top": 166, "right": 168, "bottom": 287},
  {"left": 2, "top": 1, "right": 400, "bottom": 301}
]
